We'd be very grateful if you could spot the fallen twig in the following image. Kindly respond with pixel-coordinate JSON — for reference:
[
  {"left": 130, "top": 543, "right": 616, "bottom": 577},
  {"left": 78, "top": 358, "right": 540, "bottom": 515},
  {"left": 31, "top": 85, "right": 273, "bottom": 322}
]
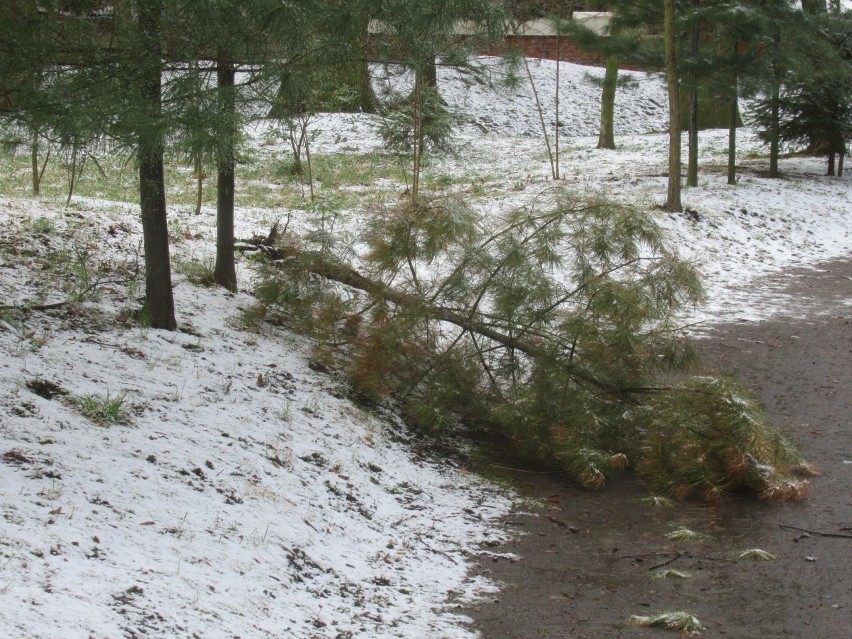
[
  {"left": 415, "top": 533, "right": 458, "bottom": 564},
  {"left": 622, "top": 551, "right": 735, "bottom": 569},
  {"left": 779, "top": 524, "right": 852, "bottom": 539},
  {"left": 490, "top": 464, "right": 567, "bottom": 474}
]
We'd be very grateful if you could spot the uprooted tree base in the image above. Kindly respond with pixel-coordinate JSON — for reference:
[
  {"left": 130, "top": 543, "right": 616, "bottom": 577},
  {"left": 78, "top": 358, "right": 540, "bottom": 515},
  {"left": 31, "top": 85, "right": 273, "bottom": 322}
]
[{"left": 244, "top": 192, "right": 813, "bottom": 502}]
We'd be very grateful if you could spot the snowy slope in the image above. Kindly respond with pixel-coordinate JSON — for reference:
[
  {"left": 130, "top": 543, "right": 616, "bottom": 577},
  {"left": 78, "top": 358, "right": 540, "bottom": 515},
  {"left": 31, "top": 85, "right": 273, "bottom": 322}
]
[{"left": 1, "top": 58, "right": 850, "bottom": 639}]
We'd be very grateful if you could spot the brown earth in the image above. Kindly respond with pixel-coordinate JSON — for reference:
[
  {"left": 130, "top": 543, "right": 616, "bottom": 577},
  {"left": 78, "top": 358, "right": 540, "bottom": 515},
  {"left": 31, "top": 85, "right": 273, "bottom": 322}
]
[{"left": 465, "top": 258, "right": 852, "bottom": 639}]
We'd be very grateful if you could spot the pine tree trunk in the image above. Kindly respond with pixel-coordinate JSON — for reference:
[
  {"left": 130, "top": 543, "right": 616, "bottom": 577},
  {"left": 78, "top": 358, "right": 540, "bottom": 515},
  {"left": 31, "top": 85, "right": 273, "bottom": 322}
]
[
  {"left": 194, "top": 154, "right": 203, "bottom": 215},
  {"left": 686, "top": 11, "right": 699, "bottom": 188},
  {"left": 31, "top": 133, "right": 39, "bottom": 195},
  {"left": 137, "top": 1, "right": 176, "bottom": 330},
  {"left": 411, "top": 69, "right": 424, "bottom": 205},
  {"left": 768, "top": 87, "right": 780, "bottom": 178},
  {"left": 727, "top": 52, "right": 738, "bottom": 186},
  {"left": 214, "top": 59, "right": 237, "bottom": 292},
  {"left": 355, "top": 15, "right": 378, "bottom": 114},
  {"left": 597, "top": 56, "right": 618, "bottom": 150},
  {"left": 554, "top": 0, "right": 564, "bottom": 180},
  {"left": 663, "top": 0, "right": 682, "bottom": 212}
]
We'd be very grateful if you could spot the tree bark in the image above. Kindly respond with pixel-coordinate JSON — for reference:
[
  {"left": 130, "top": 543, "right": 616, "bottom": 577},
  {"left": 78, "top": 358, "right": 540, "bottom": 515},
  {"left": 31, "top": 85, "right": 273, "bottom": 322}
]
[
  {"left": 137, "top": 1, "right": 176, "bottom": 330},
  {"left": 597, "top": 56, "right": 618, "bottom": 150},
  {"left": 663, "top": 0, "right": 682, "bottom": 212},
  {"left": 354, "top": 13, "right": 378, "bottom": 114},
  {"left": 727, "top": 44, "right": 738, "bottom": 186},
  {"left": 214, "top": 59, "right": 237, "bottom": 292},
  {"left": 139, "top": 143, "right": 176, "bottom": 330},
  {"left": 31, "top": 133, "right": 40, "bottom": 196},
  {"left": 686, "top": 8, "right": 699, "bottom": 188},
  {"left": 768, "top": 79, "right": 780, "bottom": 178}
]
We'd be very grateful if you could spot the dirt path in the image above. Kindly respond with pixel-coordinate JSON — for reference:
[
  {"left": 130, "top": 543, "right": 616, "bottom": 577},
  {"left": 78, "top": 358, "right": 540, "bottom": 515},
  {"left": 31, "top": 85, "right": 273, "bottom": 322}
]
[{"left": 466, "top": 258, "right": 852, "bottom": 639}]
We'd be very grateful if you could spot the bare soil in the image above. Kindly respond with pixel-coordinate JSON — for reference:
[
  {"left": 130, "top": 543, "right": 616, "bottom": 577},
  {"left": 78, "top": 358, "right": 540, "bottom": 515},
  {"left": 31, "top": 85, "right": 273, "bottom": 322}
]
[{"left": 465, "top": 258, "right": 852, "bottom": 639}]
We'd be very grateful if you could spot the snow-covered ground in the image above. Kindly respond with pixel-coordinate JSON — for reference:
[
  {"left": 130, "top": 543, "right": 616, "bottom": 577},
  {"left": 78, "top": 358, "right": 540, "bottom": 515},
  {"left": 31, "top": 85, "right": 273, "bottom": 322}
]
[{"left": 1, "top": 58, "right": 850, "bottom": 639}]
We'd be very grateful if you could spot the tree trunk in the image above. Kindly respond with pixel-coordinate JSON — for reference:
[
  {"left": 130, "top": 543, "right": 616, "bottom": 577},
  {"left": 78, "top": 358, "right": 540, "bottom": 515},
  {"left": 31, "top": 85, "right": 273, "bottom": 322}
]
[
  {"left": 523, "top": 56, "right": 557, "bottom": 179},
  {"left": 31, "top": 133, "right": 40, "bottom": 196},
  {"left": 686, "top": 8, "right": 699, "bottom": 188},
  {"left": 553, "top": 0, "right": 564, "bottom": 180},
  {"left": 214, "top": 59, "right": 237, "bottom": 292},
  {"left": 768, "top": 79, "right": 780, "bottom": 178},
  {"left": 727, "top": 47, "right": 738, "bottom": 186},
  {"left": 355, "top": 15, "right": 378, "bottom": 114},
  {"left": 597, "top": 56, "right": 618, "bottom": 150},
  {"left": 411, "top": 68, "right": 424, "bottom": 205},
  {"left": 801, "top": 0, "right": 827, "bottom": 13},
  {"left": 194, "top": 154, "right": 203, "bottom": 215},
  {"left": 663, "top": 0, "right": 682, "bottom": 212},
  {"left": 137, "top": 1, "right": 176, "bottom": 330}
]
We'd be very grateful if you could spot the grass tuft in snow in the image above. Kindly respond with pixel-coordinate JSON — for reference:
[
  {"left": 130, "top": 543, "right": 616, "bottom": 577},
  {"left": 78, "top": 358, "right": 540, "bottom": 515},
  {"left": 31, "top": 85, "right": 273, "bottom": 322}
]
[{"left": 69, "top": 391, "right": 130, "bottom": 426}]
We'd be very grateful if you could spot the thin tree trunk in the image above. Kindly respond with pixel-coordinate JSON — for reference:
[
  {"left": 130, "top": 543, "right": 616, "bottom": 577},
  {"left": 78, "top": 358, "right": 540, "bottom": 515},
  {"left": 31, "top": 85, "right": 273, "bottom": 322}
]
[
  {"left": 194, "top": 154, "right": 203, "bottom": 215},
  {"left": 663, "top": 0, "right": 682, "bottom": 212},
  {"left": 597, "top": 56, "right": 618, "bottom": 150},
  {"left": 686, "top": 8, "right": 699, "bottom": 188},
  {"left": 768, "top": 79, "right": 780, "bottom": 178},
  {"left": 827, "top": 150, "right": 836, "bottom": 176},
  {"left": 554, "top": 0, "right": 564, "bottom": 180},
  {"left": 66, "top": 143, "right": 83, "bottom": 205},
  {"left": 137, "top": 1, "right": 176, "bottom": 330},
  {"left": 727, "top": 48, "right": 738, "bottom": 186},
  {"left": 31, "top": 133, "right": 40, "bottom": 195},
  {"left": 214, "top": 59, "right": 237, "bottom": 292},
  {"left": 523, "top": 57, "right": 556, "bottom": 179},
  {"left": 768, "top": 32, "right": 781, "bottom": 178},
  {"left": 411, "top": 68, "right": 424, "bottom": 205},
  {"left": 303, "top": 116, "right": 315, "bottom": 202}
]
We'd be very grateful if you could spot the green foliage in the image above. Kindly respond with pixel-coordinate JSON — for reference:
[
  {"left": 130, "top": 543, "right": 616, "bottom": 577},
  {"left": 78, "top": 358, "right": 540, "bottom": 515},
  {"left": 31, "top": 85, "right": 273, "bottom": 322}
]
[
  {"left": 637, "top": 376, "right": 811, "bottom": 501},
  {"left": 379, "top": 84, "right": 459, "bottom": 155},
  {"left": 70, "top": 391, "right": 130, "bottom": 426},
  {"left": 176, "top": 258, "right": 216, "bottom": 287}
]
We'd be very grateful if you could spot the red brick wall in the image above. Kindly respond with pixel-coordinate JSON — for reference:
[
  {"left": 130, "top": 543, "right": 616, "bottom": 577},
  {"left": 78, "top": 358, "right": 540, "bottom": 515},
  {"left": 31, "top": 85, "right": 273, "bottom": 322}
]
[
  {"left": 479, "top": 36, "right": 651, "bottom": 72},
  {"left": 487, "top": 36, "right": 606, "bottom": 66}
]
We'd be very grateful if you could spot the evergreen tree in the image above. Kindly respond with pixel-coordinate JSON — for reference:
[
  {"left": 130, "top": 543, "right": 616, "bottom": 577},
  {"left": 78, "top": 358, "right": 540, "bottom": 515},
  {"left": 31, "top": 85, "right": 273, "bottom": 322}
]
[
  {"left": 370, "top": 0, "right": 505, "bottom": 203},
  {"left": 1, "top": 2, "right": 179, "bottom": 327},
  {"left": 751, "top": 6, "right": 852, "bottom": 175},
  {"left": 171, "top": 0, "right": 310, "bottom": 293},
  {"left": 561, "top": 4, "right": 639, "bottom": 151}
]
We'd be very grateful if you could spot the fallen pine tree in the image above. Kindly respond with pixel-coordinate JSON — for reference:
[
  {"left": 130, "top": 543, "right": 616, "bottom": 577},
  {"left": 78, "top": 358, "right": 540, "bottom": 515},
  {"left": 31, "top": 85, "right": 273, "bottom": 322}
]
[{"left": 242, "top": 192, "right": 814, "bottom": 501}]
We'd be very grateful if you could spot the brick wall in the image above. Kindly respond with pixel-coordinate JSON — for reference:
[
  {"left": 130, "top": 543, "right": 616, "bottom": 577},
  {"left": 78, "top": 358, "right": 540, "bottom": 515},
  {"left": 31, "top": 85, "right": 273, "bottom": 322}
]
[
  {"left": 479, "top": 36, "right": 650, "bottom": 72},
  {"left": 484, "top": 36, "right": 606, "bottom": 67}
]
